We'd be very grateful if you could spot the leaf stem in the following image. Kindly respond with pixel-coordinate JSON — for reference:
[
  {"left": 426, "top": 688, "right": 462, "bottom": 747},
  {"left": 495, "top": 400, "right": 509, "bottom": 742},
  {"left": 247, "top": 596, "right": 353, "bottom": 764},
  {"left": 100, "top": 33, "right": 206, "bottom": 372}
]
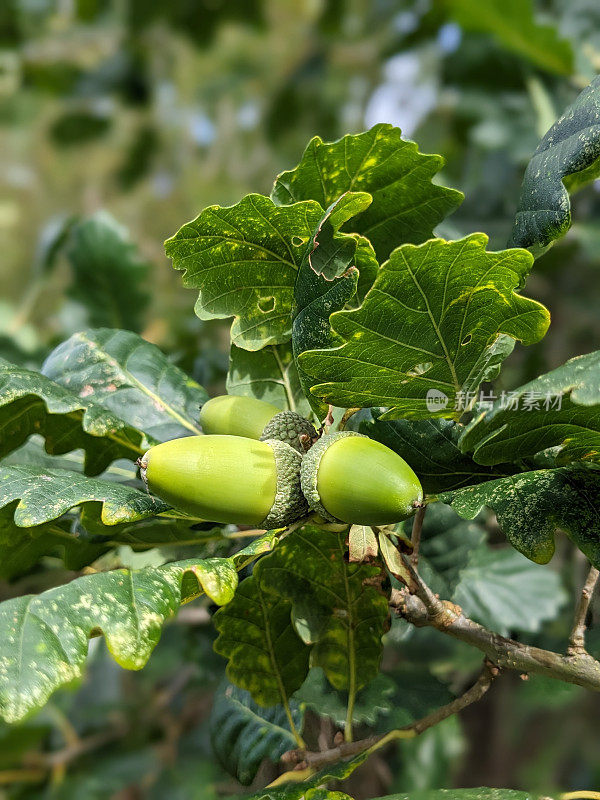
[
  {"left": 271, "top": 345, "right": 296, "bottom": 412},
  {"left": 567, "top": 564, "right": 599, "bottom": 656}
]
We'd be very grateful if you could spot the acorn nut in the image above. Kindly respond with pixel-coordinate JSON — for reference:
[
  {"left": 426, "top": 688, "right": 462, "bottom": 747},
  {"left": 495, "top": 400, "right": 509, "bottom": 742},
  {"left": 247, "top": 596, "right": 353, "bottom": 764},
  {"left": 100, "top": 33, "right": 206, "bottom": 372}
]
[
  {"left": 300, "top": 431, "right": 423, "bottom": 525},
  {"left": 140, "top": 434, "right": 308, "bottom": 528},
  {"left": 199, "top": 395, "right": 279, "bottom": 440}
]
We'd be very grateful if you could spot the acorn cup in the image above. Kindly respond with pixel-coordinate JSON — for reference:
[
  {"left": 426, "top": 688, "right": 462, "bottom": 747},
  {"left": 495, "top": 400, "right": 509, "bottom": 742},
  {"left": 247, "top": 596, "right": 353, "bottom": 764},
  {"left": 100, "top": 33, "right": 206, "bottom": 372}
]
[
  {"left": 300, "top": 431, "right": 423, "bottom": 526},
  {"left": 140, "top": 434, "right": 308, "bottom": 528},
  {"left": 200, "top": 394, "right": 317, "bottom": 451}
]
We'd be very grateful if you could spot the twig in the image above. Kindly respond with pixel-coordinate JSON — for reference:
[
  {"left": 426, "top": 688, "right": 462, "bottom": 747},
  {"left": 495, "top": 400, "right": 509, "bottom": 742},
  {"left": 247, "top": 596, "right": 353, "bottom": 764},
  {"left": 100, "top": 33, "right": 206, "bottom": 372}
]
[
  {"left": 410, "top": 505, "right": 426, "bottom": 567},
  {"left": 567, "top": 564, "right": 600, "bottom": 656},
  {"left": 281, "top": 660, "right": 498, "bottom": 771},
  {"left": 392, "top": 588, "right": 600, "bottom": 693}
]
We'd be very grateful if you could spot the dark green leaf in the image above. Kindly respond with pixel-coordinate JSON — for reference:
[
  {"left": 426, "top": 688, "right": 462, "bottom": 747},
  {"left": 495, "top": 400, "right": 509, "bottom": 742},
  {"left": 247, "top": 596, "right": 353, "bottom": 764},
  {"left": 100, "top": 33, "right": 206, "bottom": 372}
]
[
  {"left": 213, "top": 573, "right": 310, "bottom": 707},
  {"left": 381, "top": 791, "right": 544, "bottom": 800},
  {"left": 294, "top": 668, "right": 395, "bottom": 727},
  {"left": 165, "top": 194, "right": 323, "bottom": 350},
  {"left": 440, "top": 467, "right": 600, "bottom": 567},
  {"left": 460, "top": 350, "right": 600, "bottom": 465},
  {"left": 210, "top": 681, "right": 303, "bottom": 785},
  {"left": 66, "top": 212, "right": 151, "bottom": 332},
  {"left": 272, "top": 124, "right": 463, "bottom": 261},
  {"left": 511, "top": 75, "right": 600, "bottom": 254},
  {"left": 300, "top": 235, "right": 549, "bottom": 417},
  {"left": 347, "top": 408, "right": 516, "bottom": 493},
  {"left": 448, "top": 0, "right": 573, "bottom": 75},
  {"left": 227, "top": 343, "right": 312, "bottom": 418},
  {"left": 42, "top": 329, "right": 206, "bottom": 444},
  {"left": 0, "top": 358, "right": 144, "bottom": 473},
  {"left": 255, "top": 527, "right": 390, "bottom": 693}
]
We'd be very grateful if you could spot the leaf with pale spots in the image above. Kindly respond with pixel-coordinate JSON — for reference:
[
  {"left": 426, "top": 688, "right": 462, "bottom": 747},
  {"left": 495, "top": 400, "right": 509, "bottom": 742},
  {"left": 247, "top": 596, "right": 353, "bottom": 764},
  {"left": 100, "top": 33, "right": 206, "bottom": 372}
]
[
  {"left": 0, "top": 358, "right": 144, "bottom": 474},
  {"left": 299, "top": 235, "right": 550, "bottom": 418},
  {"left": 227, "top": 343, "right": 312, "bottom": 418},
  {"left": 440, "top": 467, "right": 600, "bottom": 568},
  {"left": 42, "top": 329, "right": 207, "bottom": 444},
  {"left": 272, "top": 123, "right": 463, "bottom": 261},
  {"left": 0, "top": 534, "right": 276, "bottom": 722},
  {"left": 348, "top": 524, "right": 378, "bottom": 562},
  {"left": 460, "top": 350, "right": 600, "bottom": 466},
  {"left": 0, "top": 464, "right": 169, "bottom": 529},
  {"left": 213, "top": 573, "right": 310, "bottom": 707},
  {"left": 511, "top": 74, "right": 600, "bottom": 255},
  {"left": 165, "top": 194, "right": 324, "bottom": 350},
  {"left": 255, "top": 526, "right": 390, "bottom": 693}
]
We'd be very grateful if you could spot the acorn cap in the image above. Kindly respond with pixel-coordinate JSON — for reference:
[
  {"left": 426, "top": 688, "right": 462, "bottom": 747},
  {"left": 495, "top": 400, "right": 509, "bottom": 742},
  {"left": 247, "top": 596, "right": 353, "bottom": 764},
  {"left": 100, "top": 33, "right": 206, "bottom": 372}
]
[
  {"left": 141, "top": 434, "right": 307, "bottom": 529},
  {"left": 262, "top": 438, "right": 309, "bottom": 528},
  {"left": 300, "top": 431, "right": 423, "bottom": 526},
  {"left": 199, "top": 395, "right": 279, "bottom": 439},
  {"left": 260, "top": 410, "right": 317, "bottom": 451}
]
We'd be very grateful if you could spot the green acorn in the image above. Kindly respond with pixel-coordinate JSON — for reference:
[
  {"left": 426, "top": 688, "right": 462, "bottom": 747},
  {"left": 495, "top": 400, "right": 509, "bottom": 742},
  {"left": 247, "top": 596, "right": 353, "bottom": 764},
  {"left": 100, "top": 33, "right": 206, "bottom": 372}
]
[
  {"left": 300, "top": 431, "right": 423, "bottom": 525},
  {"left": 199, "top": 395, "right": 279, "bottom": 439},
  {"left": 260, "top": 410, "right": 318, "bottom": 452},
  {"left": 140, "top": 434, "right": 308, "bottom": 528}
]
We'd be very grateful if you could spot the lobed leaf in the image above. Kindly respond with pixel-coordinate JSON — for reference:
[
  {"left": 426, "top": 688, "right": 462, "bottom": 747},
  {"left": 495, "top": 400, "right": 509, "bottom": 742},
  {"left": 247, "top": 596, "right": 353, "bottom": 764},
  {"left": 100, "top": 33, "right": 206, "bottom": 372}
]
[
  {"left": 440, "top": 467, "right": 600, "bottom": 567},
  {"left": 0, "top": 359, "right": 144, "bottom": 474},
  {"left": 210, "top": 681, "right": 303, "bottom": 785},
  {"left": 460, "top": 350, "right": 600, "bottom": 465},
  {"left": 165, "top": 194, "right": 323, "bottom": 350},
  {"left": 300, "top": 235, "right": 549, "bottom": 418},
  {"left": 42, "top": 329, "right": 206, "bottom": 444},
  {"left": 213, "top": 573, "right": 310, "bottom": 707},
  {"left": 255, "top": 527, "right": 390, "bottom": 693},
  {"left": 0, "top": 535, "right": 276, "bottom": 723},
  {"left": 272, "top": 124, "right": 463, "bottom": 261},
  {"left": 511, "top": 74, "right": 600, "bottom": 254}
]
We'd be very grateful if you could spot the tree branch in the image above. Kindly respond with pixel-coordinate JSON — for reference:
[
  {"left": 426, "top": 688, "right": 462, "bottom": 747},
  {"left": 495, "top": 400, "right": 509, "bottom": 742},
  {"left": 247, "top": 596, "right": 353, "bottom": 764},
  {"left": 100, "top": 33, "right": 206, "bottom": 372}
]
[
  {"left": 410, "top": 504, "right": 426, "bottom": 566},
  {"left": 281, "top": 660, "right": 498, "bottom": 771},
  {"left": 568, "top": 564, "right": 599, "bottom": 656},
  {"left": 392, "top": 585, "right": 600, "bottom": 693}
]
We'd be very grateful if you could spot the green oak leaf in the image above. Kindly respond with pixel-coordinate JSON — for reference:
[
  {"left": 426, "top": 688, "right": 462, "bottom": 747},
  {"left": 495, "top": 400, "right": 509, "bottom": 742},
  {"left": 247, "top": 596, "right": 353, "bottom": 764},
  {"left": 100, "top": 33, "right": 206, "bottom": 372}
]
[
  {"left": 294, "top": 668, "right": 395, "bottom": 727},
  {"left": 0, "top": 464, "right": 168, "bottom": 528},
  {"left": 0, "top": 535, "right": 275, "bottom": 723},
  {"left": 272, "top": 124, "right": 463, "bottom": 260},
  {"left": 0, "top": 358, "right": 144, "bottom": 474},
  {"left": 255, "top": 526, "right": 390, "bottom": 693},
  {"left": 42, "top": 329, "right": 206, "bottom": 444},
  {"left": 460, "top": 350, "right": 600, "bottom": 465},
  {"left": 448, "top": 0, "right": 573, "bottom": 75},
  {"left": 210, "top": 681, "right": 303, "bottom": 786},
  {"left": 386, "top": 790, "right": 550, "bottom": 800},
  {"left": 66, "top": 212, "right": 151, "bottom": 332},
  {"left": 347, "top": 407, "right": 516, "bottom": 493},
  {"left": 300, "top": 235, "right": 549, "bottom": 418},
  {"left": 213, "top": 573, "right": 310, "bottom": 707},
  {"left": 440, "top": 466, "right": 600, "bottom": 567},
  {"left": 227, "top": 343, "right": 312, "bottom": 418},
  {"left": 164, "top": 194, "right": 323, "bottom": 350},
  {"left": 292, "top": 199, "right": 363, "bottom": 416},
  {"left": 511, "top": 74, "right": 600, "bottom": 255},
  {"left": 453, "top": 546, "right": 567, "bottom": 636}
]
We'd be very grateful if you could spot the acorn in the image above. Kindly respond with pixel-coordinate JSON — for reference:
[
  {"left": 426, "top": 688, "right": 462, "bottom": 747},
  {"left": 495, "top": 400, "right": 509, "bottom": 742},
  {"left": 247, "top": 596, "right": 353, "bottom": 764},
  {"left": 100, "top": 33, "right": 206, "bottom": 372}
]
[
  {"left": 260, "top": 410, "right": 318, "bottom": 452},
  {"left": 199, "top": 395, "right": 279, "bottom": 440},
  {"left": 300, "top": 432, "right": 423, "bottom": 526},
  {"left": 140, "top": 434, "right": 308, "bottom": 528}
]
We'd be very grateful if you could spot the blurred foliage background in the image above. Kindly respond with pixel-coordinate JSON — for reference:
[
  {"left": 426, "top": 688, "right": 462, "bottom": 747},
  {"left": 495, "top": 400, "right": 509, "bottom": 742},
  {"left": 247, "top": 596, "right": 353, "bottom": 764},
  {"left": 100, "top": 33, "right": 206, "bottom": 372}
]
[{"left": 1, "top": 1, "right": 600, "bottom": 798}]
